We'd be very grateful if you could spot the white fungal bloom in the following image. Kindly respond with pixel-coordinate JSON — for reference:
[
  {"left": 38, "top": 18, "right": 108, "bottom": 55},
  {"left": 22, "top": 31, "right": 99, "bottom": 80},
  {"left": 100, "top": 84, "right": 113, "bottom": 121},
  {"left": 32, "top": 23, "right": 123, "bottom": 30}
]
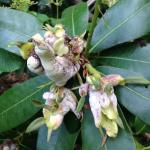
[
  {"left": 89, "top": 90, "right": 102, "bottom": 127},
  {"left": 35, "top": 45, "right": 80, "bottom": 86},
  {"left": 89, "top": 88, "right": 119, "bottom": 137},
  {"left": 35, "top": 48, "right": 78, "bottom": 86},
  {"left": 79, "top": 83, "right": 89, "bottom": 96},
  {"left": 42, "top": 88, "right": 80, "bottom": 140},
  {"left": 29, "top": 24, "right": 83, "bottom": 86},
  {"left": 27, "top": 56, "right": 43, "bottom": 74}
]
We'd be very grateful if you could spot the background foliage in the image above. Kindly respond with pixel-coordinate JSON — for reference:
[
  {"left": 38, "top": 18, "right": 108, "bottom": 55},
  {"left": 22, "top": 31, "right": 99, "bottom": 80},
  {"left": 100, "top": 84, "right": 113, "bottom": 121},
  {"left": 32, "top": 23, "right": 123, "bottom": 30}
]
[{"left": 0, "top": 0, "right": 150, "bottom": 149}]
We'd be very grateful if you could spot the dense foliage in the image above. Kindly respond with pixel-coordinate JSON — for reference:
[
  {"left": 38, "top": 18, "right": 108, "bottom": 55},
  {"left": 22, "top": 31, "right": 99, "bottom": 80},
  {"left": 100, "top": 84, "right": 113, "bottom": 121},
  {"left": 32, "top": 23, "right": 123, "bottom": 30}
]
[{"left": 0, "top": 0, "right": 150, "bottom": 149}]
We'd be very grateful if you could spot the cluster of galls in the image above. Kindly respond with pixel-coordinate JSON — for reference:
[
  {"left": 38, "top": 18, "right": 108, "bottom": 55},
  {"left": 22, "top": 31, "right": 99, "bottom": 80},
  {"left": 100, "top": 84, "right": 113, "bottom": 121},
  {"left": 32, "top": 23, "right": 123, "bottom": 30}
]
[
  {"left": 22, "top": 24, "right": 84, "bottom": 140},
  {"left": 79, "top": 73, "right": 124, "bottom": 137},
  {"left": 21, "top": 24, "right": 123, "bottom": 141},
  {"left": 27, "top": 24, "right": 84, "bottom": 86}
]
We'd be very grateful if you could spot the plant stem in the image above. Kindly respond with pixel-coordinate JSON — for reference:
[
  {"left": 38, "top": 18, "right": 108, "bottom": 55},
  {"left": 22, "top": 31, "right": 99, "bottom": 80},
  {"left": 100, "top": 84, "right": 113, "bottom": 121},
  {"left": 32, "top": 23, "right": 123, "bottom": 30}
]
[
  {"left": 85, "top": 0, "right": 100, "bottom": 55},
  {"left": 56, "top": 0, "right": 59, "bottom": 23}
]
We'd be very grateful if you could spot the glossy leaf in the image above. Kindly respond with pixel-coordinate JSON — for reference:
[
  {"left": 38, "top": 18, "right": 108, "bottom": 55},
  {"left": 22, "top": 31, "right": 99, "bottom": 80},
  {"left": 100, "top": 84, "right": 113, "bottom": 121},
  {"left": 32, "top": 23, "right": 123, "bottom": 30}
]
[
  {"left": 82, "top": 109, "right": 136, "bottom": 150},
  {"left": 0, "top": 0, "right": 10, "bottom": 4},
  {"left": 0, "top": 49, "right": 24, "bottom": 73},
  {"left": 90, "top": 0, "right": 150, "bottom": 52},
  {"left": 0, "top": 76, "right": 50, "bottom": 132},
  {"left": 94, "top": 44, "right": 150, "bottom": 79},
  {"left": 135, "top": 140, "right": 144, "bottom": 150},
  {"left": 0, "top": 7, "right": 42, "bottom": 54},
  {"left": 97, "top": 66, "right": 150, "bottom": 125},
  {"left": 96, "top": 66, "right": 142, "bottom": 78},
  {"left": 133, "top": 117, "right": 150, "bottom": 134},
  {"left": 37, "top": 113, "right": 80, "bottom": 150},
  {"left": 61, "top": 2, "right": 89, "bottom": 36},
  {"left": 38, "top": 0, "right": 49, "bottom": 6},
  {"left": 117, "top": 85, "right": 150, "bottom": 126}
]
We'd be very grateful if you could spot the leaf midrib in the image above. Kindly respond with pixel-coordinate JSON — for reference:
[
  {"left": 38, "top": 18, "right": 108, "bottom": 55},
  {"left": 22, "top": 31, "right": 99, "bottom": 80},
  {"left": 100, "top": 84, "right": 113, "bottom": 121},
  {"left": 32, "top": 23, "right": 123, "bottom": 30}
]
[
  {"left": 124, "top": 86, "right": 150, "bottom": 101},
  {"left": 71, "top": 6, "right": 75, "bottom": 36},
  {"left": 0, "top": 26, "right": 31, "bottom": 38},
  {"left": 0, "top": 84, "right": 48, "bottom": 116},
  {"left": 99, "top": 56, "right": 150, "bottom": 64},
  {"left": 89, "top": 1, "right": 150, "bottom": 52}
]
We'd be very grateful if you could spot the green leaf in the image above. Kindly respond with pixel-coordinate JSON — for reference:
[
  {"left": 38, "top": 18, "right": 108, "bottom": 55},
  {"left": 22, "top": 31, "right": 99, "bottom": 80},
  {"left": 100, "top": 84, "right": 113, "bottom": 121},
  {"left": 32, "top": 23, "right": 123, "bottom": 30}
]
[
  {"left": 0, "top": 49, "right": 24, "bottom": 73},
  {"left": 61, "top": 2, "right": 89, "bottom": 36},
  {"left": 0, "top": 76, "right": 50, "bottom": 132},
  {"left": 96, "top": 66, "right": 143, "bottom": 78},
  {"left": 97, "top": 66, "right": 150, "bottom": 125},
  {"left": 133, "top": 117, "right": 150, "bottom": 135},
  {"left": 94, "top": 44, "right": 150, "bottom": 79},
  {"left": 90, "top": 0, "right": 150, "bottom": 53},
  {"left": 135, "top": 140, "right": 144, "bottom": 150},
  {"left": 37, "top": 113, "right": 80, "bottom": 150},
  {"left": 38, "top": 0, "right": 49, "bottom": 6},
  {"left": 118, "top": 85, "right": 150, "bottom": 126},
  {"left": 82, "top": 109, "right": 136, "bottom": 150},
  {"left": 0, "top": 0, "right": 10, "bottom": 4},
  {"left": 30, "top": 12, "right": 50, "bottom": 23},
  {"left": 0, "top": 7, "right": 42, "bottom": 54}
]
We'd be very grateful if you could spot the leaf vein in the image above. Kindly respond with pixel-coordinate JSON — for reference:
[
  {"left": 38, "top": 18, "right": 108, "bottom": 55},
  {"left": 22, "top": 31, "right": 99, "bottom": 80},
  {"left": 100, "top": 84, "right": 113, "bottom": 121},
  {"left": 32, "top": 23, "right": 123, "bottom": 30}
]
[
  {"left": 99, "top": 56, "right": 150, "bottom": 64},
  {"left": 71, "top": 7, "right": 75, "bottom": 36},
  {"left": 90, "top": 2, "right": 150, "bottom": 52},
  {"left": 124, "top": 86, "right": 150, "bottom": 101},
  {"left": 0, "top": 84, "right": 47, "bottom": 117}
]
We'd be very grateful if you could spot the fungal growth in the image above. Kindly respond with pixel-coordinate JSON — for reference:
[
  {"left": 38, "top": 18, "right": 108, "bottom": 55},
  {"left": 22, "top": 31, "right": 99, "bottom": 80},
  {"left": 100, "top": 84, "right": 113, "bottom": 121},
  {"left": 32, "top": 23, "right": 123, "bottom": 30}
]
[{"left": 20, "top": 24, "right": 130, "bottom": 141}]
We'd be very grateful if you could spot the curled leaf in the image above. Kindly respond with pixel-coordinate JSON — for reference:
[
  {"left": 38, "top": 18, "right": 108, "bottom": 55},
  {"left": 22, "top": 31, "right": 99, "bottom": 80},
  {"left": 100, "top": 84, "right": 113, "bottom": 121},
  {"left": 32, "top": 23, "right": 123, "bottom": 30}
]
[{"left": 26, "top": 117, "right": 45, "bottom": 133}]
